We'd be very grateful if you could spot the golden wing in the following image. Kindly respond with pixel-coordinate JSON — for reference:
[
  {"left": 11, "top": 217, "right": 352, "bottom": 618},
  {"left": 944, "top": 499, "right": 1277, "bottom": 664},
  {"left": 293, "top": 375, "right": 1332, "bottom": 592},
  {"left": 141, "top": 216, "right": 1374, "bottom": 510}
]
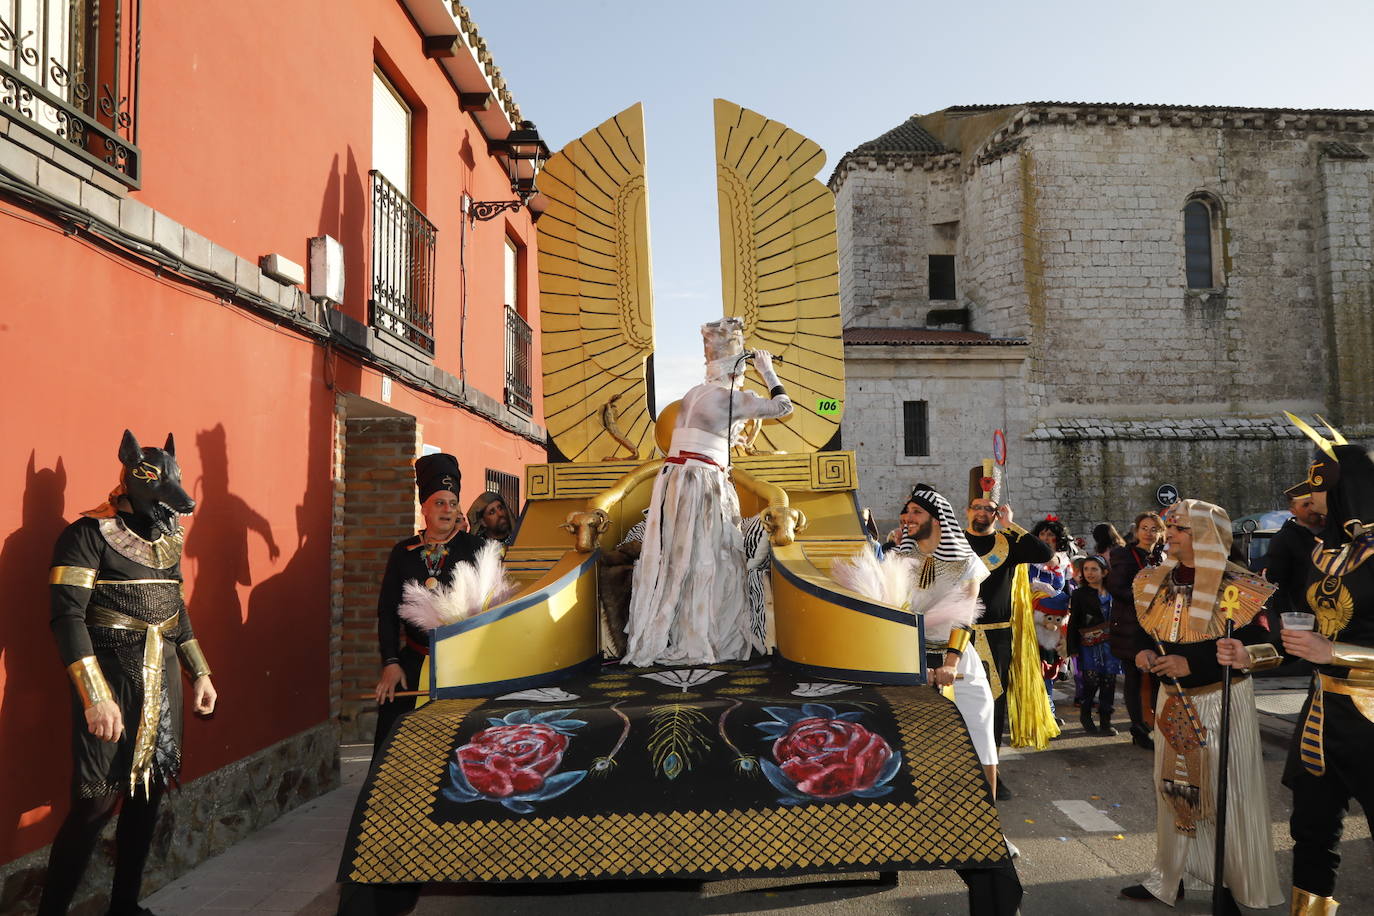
[
  {"left": 715, "top": 98, "right": 845, "bottom": 454},
  {"left": 538, "top": 104, "right": 655, "bottom": 463}
]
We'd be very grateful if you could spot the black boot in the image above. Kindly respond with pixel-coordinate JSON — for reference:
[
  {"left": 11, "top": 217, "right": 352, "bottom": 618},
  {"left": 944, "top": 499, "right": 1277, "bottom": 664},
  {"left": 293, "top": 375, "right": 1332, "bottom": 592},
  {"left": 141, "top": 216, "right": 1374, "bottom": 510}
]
[
  {"left": 1080, "top": 705, "right": 1098, "bottom": 734},
  {"left": 1130, "top": 724, "right": 1154, "bottom": 750},
  {"left": 1098, "top": 711, "right": 1118, "bottom": 737}
]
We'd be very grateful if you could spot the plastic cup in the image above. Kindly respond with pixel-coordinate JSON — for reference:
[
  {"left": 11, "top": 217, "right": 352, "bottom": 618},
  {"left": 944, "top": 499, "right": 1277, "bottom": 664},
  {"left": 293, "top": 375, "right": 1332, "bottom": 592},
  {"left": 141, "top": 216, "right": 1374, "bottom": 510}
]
[{"left": 1281, "top": 612, "right": 1316, "bottom": 631}]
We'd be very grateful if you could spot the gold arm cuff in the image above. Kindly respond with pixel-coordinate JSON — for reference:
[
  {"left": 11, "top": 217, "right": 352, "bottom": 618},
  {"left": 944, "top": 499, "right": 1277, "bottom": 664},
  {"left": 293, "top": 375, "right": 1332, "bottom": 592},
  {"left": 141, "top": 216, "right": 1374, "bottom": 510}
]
[
  {"left": 67, "top": 657, "right": 113, "bottom": 708},
  {"left": 946, "top": 629, "right": 973, "bottom": 656},
  {"left": 178, "top": 639, "right": 213, "bottom": 679},
  {"left": 50, "top": 565, "right": 97, "bottom": 589},
  {"left": 1244, "top": 643, "right": 1283, "bottom": 671},
  {"left": 1004, "top": 522, "right": 1028, "bottom": 537},
  {"left": 1330, "top": 641, "right": 1374, "bottom": 671}
]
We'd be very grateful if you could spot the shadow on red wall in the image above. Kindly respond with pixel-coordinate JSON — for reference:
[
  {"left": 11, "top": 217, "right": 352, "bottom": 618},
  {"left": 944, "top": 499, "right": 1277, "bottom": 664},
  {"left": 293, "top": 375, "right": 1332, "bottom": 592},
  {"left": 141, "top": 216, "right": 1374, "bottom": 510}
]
[{"left": 0, "top": 454, "right": 72, "bottom": 860}]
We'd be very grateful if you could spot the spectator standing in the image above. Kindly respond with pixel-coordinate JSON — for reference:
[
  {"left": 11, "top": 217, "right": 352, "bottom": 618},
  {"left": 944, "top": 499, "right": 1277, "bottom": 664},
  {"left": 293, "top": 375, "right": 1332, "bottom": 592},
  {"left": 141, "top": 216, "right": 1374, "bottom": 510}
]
[
  {"left": 1067, "top": 555, "right": 1120, "bottom": 735},
  {"left": 1107, "top": 512, "right": 1165, "bottom": 749}
]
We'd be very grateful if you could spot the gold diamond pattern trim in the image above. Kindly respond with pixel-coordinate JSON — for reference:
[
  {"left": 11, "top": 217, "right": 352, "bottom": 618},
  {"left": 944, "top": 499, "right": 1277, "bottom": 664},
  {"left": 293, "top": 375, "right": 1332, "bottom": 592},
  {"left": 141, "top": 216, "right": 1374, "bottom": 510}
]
[{"left": 347, "top": 689, "right": 1006, "bottom": 883}]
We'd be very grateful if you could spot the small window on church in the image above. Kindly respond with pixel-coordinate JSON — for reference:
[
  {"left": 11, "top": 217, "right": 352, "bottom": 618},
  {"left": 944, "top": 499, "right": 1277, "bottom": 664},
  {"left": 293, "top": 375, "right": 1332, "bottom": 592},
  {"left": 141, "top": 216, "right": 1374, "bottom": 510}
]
[
  {"left": 928, "top": 255, "right": 956, "bottom": 301},
  {"left": 903, "top": 401, "right": 929, "bottom": 457},
  {"left": 1184, "top": 198, "right": 1219, "bottom": 289}
]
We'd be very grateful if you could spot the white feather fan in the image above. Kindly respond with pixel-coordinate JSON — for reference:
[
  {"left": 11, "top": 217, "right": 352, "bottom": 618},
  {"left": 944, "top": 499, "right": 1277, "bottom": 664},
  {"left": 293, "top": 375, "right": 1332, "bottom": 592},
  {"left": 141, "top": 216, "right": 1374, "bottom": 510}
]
[
  {"left": 920, "top": 585, "right": 984, "bottom": 633},
  {"left": 830, "top": 549, "right": 915, "bottom": 608},
  {"left": 397, "top": 541, "right": 516, "bottom": 631}
]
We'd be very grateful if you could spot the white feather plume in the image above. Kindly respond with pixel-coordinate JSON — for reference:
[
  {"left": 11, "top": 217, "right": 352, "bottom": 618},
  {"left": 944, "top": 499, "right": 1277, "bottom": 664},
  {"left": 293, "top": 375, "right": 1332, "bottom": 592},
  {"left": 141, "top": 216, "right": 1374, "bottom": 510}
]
[
  {"left": 396, "top": 541, "right": 516, "bottom": 631},
  {"left": 922, "top": 586, "right": 984, "bottom": 633},
  {"left": 830, "top": 549, "right": 915, "bottom": 608}
]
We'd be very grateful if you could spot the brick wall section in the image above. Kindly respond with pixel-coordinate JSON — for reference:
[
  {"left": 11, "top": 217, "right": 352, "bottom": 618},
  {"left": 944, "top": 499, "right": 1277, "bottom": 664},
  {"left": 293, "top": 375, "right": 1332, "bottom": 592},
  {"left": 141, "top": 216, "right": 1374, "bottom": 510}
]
[{"left": 337, "top": 415, "right": 420, "bottom": 742}]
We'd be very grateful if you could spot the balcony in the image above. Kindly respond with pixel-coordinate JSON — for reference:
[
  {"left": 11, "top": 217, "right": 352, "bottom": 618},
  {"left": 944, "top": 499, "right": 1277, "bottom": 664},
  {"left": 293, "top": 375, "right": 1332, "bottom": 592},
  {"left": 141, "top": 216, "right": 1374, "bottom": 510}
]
[
  {"left": 0, "top": 0, "right": 142, "bottom": 186},
  {"left": 369, "top": 169, "right": 437, "bottom": 354},
  {"left": 504, "top": 305, "right": 532, "bottom": 416}
]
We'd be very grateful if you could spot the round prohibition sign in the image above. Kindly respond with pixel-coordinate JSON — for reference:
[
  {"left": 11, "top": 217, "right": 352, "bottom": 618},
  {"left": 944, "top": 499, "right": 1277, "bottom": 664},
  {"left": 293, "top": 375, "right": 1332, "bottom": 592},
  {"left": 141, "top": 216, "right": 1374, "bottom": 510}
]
[{"left": 992, "top": 429, "right": 1007, "bottom": 466}]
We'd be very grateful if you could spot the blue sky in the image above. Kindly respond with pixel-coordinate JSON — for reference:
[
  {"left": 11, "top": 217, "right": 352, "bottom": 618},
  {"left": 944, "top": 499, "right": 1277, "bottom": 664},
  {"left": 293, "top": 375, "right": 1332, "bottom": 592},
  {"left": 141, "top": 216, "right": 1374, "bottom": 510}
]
[{"left": 474, "top": 0, "right": 1374, "bottom": 405}]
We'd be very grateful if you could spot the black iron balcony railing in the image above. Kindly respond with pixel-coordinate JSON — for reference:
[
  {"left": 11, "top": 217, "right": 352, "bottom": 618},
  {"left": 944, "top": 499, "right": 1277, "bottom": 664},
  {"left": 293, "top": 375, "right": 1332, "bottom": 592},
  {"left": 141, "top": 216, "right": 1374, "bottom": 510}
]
[
  {"left": 369, "top": 169, "right": 437, "bottom": 354},
  {"left": 504, "top": 305, "right": 533, "bottom": 415},
  {"left": 0, "top": 0, "right": 142, "bottom": 186}
]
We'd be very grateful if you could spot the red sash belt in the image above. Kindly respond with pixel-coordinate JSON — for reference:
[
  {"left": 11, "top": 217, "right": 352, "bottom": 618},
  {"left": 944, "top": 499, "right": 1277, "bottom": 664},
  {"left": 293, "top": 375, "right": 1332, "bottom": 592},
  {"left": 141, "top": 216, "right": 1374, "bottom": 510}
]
[
  {"left": 405, "top": 633, "right": 431, "bottom": 656},
  {"left": 665, "top": 450, "right": 721, "bottom": 468}
]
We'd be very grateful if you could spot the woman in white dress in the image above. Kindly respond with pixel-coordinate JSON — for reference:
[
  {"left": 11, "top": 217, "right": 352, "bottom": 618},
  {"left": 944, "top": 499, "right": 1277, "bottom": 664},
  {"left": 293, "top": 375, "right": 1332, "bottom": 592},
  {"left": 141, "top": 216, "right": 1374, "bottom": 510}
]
[{"left": 622, "top": 318, "right": 792, "bottom": 667}]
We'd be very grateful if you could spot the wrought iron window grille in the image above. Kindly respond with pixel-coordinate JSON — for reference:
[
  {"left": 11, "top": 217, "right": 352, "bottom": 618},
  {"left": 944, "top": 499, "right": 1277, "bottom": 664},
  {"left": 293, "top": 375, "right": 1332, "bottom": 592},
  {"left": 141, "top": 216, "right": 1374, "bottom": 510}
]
[
  {"left": 504, "top": 305, "right": 533, "bottom": 416},
  {"left": 369, "top": 169, "right": 437, "bottom": 355},
  {"left": 1, "top": 0, "right": 142, "bottom": 186}
]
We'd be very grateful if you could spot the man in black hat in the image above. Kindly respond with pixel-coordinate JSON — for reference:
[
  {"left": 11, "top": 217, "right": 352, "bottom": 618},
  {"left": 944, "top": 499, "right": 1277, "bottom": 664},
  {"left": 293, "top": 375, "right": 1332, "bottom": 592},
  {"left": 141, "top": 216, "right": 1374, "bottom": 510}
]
[
  {"left": 371, "top": 453, "right": 485, "bottom": 748},
  {"left": 964, "top": 492, "right": 1052, "bottom": 776},
  {"left": 1261, "top": 477, "right": 1327, "bottom": 627}
]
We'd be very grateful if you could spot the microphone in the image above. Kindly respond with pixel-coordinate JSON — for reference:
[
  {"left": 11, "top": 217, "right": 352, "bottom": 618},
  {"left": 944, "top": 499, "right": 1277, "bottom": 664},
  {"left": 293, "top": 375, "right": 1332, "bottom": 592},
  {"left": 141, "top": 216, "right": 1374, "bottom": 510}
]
[{"left": 741, "top": 350, "right": 784, "bottom": 363}]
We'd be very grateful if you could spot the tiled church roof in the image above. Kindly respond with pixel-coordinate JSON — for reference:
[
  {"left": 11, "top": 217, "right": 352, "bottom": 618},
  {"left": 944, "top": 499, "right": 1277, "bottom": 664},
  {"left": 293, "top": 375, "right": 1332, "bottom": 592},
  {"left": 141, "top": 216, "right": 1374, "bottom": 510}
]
[{"left": 851, "top": 117, "right": 946, "bottom": 155}]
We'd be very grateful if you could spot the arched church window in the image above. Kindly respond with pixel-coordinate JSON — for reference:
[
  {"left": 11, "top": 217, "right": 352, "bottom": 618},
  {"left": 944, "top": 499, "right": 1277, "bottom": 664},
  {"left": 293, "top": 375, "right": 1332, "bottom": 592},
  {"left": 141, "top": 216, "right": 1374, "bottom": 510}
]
[{"left": 1183, "top": 196, "right": 1223, "bottom": 290}]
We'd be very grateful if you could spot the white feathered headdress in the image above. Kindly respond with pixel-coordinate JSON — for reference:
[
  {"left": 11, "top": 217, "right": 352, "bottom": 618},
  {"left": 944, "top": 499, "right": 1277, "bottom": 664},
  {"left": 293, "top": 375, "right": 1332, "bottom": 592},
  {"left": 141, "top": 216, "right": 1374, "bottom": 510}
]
[{"left": 397, "top": 541, "right": 516, "bottom": 631}]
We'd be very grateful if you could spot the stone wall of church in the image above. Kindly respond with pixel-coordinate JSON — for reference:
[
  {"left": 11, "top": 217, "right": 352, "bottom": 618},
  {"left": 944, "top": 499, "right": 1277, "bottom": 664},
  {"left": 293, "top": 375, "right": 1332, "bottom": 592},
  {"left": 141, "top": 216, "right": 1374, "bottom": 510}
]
[
  {"left": 1011, "top": 419, "right": 1315, "bottom": 539},
  {"left": 843, "top": 345, "right": 1029, "bottom": 532},
  {"left": 834, "top": 160, "right": 928, "bottom": 328},
  {"left": 1023, "top": 124, "right": 1304, "bottom": 413},
  {"left": 1316, "top": 155, "right": 1374, "bottom": 426}
]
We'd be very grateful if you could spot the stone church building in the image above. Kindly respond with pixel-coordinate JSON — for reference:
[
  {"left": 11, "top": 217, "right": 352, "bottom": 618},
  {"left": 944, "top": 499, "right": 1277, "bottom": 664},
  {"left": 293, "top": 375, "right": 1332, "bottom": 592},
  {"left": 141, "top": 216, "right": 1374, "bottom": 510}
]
[{"left": 831, "top": 102, "right": 1374, "bottom": 535}]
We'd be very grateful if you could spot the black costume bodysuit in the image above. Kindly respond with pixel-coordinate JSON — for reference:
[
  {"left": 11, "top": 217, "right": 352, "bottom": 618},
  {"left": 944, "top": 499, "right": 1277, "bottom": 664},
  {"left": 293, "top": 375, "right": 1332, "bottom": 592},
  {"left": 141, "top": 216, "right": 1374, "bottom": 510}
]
[
  {"left": 40, "top": 512, "right": 206, "bottom": 916},
  {"left": 50, "top": 514, "right": 201, "bottom": 796},
  {"left": 964, "top": 528, "right": 1052, "bottom": 746},
  {"left": 1286, "top": 537, "right": 1374, "bottom": 898}
]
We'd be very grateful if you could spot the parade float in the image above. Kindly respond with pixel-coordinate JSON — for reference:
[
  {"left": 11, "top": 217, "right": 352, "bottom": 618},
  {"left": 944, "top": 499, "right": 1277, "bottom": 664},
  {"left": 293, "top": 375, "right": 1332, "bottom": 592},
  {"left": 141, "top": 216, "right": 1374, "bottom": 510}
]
[{"left": 341, "top": 102, "right": 1016, "bottom": 907}]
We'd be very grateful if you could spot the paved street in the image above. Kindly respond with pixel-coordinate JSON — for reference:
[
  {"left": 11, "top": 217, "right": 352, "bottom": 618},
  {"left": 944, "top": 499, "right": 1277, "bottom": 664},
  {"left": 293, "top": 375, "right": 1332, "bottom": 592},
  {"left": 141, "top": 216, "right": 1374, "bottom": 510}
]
[{"left": 146, "top": 677, "right": 1371, "bottom": 915}]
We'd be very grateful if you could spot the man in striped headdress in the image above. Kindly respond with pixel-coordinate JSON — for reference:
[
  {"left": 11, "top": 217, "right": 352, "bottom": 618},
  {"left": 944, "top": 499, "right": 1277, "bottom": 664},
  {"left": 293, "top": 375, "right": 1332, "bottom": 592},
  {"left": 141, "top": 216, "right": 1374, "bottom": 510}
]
[
  {"left": 1120, "top": 498, "right": 1282, "bottom": 912},
  {"left": 893, "top": 486, "right": 1000, "bottom": 796}
]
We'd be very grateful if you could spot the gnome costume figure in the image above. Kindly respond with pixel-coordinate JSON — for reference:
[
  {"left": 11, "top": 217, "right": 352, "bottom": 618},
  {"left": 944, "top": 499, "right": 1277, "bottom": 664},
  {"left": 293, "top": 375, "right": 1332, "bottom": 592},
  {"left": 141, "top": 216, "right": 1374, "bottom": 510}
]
[{"left": 622, "top": 318, "right": 792, "bottom": 667}]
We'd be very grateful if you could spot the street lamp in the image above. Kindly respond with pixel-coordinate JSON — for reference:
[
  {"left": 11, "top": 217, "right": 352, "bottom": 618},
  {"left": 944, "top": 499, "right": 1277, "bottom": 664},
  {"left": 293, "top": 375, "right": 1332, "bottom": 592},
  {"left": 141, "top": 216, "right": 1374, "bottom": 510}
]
[{"left": 469, "top": 121, "right": 551, "bottom": 222}]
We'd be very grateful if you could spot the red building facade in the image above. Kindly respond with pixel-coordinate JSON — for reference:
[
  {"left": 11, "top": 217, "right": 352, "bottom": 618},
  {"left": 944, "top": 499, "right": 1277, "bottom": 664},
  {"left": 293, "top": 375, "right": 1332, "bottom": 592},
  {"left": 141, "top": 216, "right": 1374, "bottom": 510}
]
[{"left": 0, "top": 0, "right": 545, "bottom": 903}]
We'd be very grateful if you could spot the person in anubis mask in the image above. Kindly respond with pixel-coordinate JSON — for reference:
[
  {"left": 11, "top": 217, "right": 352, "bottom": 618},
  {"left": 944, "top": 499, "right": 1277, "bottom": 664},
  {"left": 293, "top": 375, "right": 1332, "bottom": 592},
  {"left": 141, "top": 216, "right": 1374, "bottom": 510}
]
[
  {"left": 1120, "top": 498, "right": 1283, "bottom": 913},
  {"left": 1254, "top": 417, "right": 1374, "bottom": 915},
  {"left": 40, "top": 431, "right": 217, "bottom": 916}
]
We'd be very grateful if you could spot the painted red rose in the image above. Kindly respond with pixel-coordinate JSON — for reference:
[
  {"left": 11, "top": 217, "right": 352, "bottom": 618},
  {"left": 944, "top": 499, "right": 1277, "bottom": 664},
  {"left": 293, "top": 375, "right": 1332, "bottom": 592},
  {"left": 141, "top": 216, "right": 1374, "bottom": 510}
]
[
  {"left": 457, "top": 723, "right": 568, "bottom": 797},
  {"left": 772, "top": 717, "right": 893, "bottom": 798}
]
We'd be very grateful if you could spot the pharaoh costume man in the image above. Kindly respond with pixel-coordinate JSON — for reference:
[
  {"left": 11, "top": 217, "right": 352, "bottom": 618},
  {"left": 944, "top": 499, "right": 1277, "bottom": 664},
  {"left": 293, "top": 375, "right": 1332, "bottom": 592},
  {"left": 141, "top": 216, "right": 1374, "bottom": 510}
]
[
  {"left": 621, "top": 318, "right": 792, "bottom": 666},
  {"left": 1282, "top": 418, "right": 1374, "bottom": 916},
  {"left": 896, "top": 487, "right": 997, "bottom": 767},
  {"left": 962, "top": 466, "right": 1057, "bottom": 751},
  {"left": 373, "top": 453, "right": 485, "bottom": 748},
  {"left": 40, "top": 431, "right": 214, "bottom": 916},
  {"left": 1128, "top": 499, "right": 1283, "bottom": 911}
]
